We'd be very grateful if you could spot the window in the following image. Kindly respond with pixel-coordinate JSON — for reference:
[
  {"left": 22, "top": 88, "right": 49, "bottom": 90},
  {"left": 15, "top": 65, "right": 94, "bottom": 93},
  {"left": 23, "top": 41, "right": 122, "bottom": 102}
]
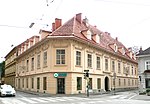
[
  {"left": 128, "top": 79, "right": 130, "bottom": 86},
  {"left": 87, "top": 54, "right": 92, "bottom": 68},
  {"left": 114, "top": 44, "right": 118, "bottom": 52},
  {"left": 119, "top": 79, "right": 121, "bottom": 86},
  {"left": 127, "top": 65, "right": 130, "bottom": 75},
  {"left": 76, "top": 51, "right": 81, "bottom": 66},
  {"left": 124, "top": 79, "right": 126, "bottom": 86},
  {"left": 43, "top": 77, "right": 47, "bottom": 90},
  {"left": 26, "top": 78, "right": 28, "bottom": 88},
  {"left": 77, "top": 77, "right": 82, "bottom": 90},
  {"left": 43, "top": 51, "right": 47, "bottom": 66},
  {"left": 145, "top": 79, "right": 150, "bottom": 88},
  {"left": 37, "top": 77, "right": 40, "bottom": 89},
  {"left": 31, "top": 78, "right": 34, "bottom": 89},
  {"left": 89, "top": 78, "right": 92, "bottom": 89},
  {"left": 135, "top": 80, "right": 137, "bottom": 86},
  {"left": 97, "top": 78, "right": 101, "bottom": 89},
  {"left": 123, "top": 64, "right": 126, "bottom": 74},
  {"left": 132, "top": 79, "right": 134, "bottom": 86},
  {"left": 97, "top": 56, "right": 101, "bottom": 69},
  {"left": 131, "top": 66, "right": 134, "bottom": 75},
  {"left": 87, "top": 30, "right": 92, "bottom": 40},
  {"left": 22, "top": 78, "right": 24, "bottom": 88},
  {"left": 105, "top": 58, "right": 108, "bottom": 71},
  {"left": 26, "top": 60, "right": 29, "bottom": 72},
  {"left": 37, "top": 54, "right": 40, "bottom": 68},
  {"left": 111, "top": 60, "right": 115, "bottom": 72},
  {"left": 145, "top": 61, "right": 150, "bottom": 70},
  {"left": 135, "top": 68, "right": 137, "bottom": 75},
  {"left": 56, "top": 49, "right": 65, "bottom": 64},
  {"left": 31, "top": 57, "right": 34, "bottom": 70},
  {"left": 118, "top": 62, "right": 121, "bottom": 73}
]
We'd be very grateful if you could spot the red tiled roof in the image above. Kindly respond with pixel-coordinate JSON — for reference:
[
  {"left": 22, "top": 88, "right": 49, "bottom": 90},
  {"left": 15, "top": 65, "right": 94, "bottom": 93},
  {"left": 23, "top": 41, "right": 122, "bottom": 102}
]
[{"left": 50, "top": 13, "right": 136, "bottom": 62}]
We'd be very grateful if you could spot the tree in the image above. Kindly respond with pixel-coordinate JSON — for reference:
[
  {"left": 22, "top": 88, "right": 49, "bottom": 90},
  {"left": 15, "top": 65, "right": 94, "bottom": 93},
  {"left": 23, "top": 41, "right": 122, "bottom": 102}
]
[{"left": 0, "top": 61, "right": 5, "bottom": 78}]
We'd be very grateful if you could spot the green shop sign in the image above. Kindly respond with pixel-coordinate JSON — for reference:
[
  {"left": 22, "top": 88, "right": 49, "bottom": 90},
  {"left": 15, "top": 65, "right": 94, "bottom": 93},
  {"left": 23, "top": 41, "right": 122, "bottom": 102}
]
[{"left": 54, "top": 72, "right": 67, "bottom": 78}]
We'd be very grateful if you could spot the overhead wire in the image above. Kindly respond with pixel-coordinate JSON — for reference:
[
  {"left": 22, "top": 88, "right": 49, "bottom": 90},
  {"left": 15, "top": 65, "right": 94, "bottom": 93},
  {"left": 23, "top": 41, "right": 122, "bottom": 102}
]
[{"left": 97, "top": 0, "right": 150, "bottom": 7}]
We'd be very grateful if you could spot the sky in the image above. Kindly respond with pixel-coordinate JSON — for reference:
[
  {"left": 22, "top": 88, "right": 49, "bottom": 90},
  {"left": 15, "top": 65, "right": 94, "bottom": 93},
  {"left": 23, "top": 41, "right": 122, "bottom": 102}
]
[{"left": 0, "top": 0, "right": 150, "bottom": 62}]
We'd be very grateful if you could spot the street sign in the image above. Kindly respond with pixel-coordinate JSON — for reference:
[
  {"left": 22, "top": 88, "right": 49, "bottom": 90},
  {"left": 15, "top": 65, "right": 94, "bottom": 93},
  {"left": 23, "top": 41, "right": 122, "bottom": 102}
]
[
  {"left": 53, "top": 73, "right": 67, "bottom": 78},
  {"left": 54, "top": 73, "right": 59, "bottom": 78}
]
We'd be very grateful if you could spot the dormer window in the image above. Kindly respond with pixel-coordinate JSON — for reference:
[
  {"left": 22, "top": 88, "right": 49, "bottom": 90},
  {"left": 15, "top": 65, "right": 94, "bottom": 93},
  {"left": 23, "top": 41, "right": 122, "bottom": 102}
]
[
  {"left": 114, "top": 44, "right": 118, "bottom": 52},
  {"left": 95, "top": 34, "right": 100, "bottom": 43},
  {"left": 122, "top": 47, "right": 125, "bottom": 55},
  {"left": 87, "top": 30, "right": 92, "bottom": 40}
]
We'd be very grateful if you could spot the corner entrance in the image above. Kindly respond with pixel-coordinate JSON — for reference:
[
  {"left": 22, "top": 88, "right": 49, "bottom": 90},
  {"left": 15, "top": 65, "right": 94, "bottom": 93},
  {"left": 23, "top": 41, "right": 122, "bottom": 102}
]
[
  {"left": 105, "top": 77, "right": 109, "bottom": 91},
  {"left": 57, "top": 78, "right": 65, "bottom": 94}
]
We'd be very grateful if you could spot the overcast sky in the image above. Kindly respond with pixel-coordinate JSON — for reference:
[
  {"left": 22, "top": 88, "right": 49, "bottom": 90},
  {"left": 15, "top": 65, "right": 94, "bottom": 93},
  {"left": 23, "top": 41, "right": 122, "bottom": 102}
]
[{"left": 0, "top": 0, "right": 150, "bottom": 62}]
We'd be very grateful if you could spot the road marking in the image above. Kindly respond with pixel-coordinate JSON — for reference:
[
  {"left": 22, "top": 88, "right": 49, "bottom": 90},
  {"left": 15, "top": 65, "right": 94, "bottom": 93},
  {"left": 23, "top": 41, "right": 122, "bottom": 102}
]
[
  {"left": 40, "top": 97, "right": 57, "bottom": 102},
  {"left": 1, "top": 99, "right": 12, "bottom": 104},
  {"left": 30, "top": 98, "right": 47, "bottom": 103},
  {"left": 12, "top": 99, "right": 27, "bottom": 104},
  {"left": 20, "top": 97, "right": 37, "bottom": 103},
  {"left": 128, "top": 94, "right": 137, "bottom": 99}
]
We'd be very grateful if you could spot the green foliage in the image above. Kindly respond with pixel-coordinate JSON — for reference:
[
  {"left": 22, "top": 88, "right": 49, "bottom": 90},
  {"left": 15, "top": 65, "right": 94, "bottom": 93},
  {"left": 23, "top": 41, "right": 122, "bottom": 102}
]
[
  {"left": 146, "top": 88, "right": 150, "bottom": 93},
  {"left": 0, "top": 61, "right": 5, "bottom": 77}
]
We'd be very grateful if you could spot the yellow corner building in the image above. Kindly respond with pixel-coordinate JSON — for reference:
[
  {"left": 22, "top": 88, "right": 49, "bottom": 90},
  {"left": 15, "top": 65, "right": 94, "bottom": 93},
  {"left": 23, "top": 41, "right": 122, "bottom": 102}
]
[{"left": 5, "top": 13, "right": 138, "bottom": 94}]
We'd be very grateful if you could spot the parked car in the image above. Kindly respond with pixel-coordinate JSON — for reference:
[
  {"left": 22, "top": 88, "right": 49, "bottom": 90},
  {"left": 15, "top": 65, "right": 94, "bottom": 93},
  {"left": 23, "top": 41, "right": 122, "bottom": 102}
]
[{"left": 0, "top": 84, "right": 16, "bottom": 97}]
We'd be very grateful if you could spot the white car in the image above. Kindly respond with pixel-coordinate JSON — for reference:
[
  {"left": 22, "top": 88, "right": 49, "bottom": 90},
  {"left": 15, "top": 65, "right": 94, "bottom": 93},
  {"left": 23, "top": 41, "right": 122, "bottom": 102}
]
[{"left": 0, "top": 84, "right": 16, "bottom": 97}]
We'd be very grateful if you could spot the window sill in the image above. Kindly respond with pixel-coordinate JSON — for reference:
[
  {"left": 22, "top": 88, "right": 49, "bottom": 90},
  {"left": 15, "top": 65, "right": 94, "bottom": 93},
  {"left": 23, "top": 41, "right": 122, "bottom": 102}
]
[
  {"left": 96, "top": 68, "right": 101, "bottom": 70},
  {"left": 87, "top": 67, "right": 92, "bottom": 69},
  {"left": 43, "top": 65, "right": 48, "bottom": 68},
  {"left": 54, "top": 64, "right": 67, "bottom": 67},
  {"left": 103, "top": 71, "right": 111, "bottom": 74},
  {"left": 75, "top": 65, "right": 82, "bottom": 68},
  {"left": 37, "top": 67, "right": 41, "bottom": 69}
]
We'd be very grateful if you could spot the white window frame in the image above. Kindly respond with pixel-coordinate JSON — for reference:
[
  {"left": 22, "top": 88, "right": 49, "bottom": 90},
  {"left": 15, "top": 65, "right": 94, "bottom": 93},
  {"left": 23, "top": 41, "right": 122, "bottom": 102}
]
[
  {"left": 76, "top": 51, "right": 81, "bottom": 66},
  {"left": 145, "top": 60, "right": 150, "bottom": 70}
]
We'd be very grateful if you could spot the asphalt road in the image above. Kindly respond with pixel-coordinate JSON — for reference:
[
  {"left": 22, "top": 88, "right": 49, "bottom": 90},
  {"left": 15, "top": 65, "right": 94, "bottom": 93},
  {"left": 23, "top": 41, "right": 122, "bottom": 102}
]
[{"left": 0, "top": 90, "right": 149, "bottom": 104}]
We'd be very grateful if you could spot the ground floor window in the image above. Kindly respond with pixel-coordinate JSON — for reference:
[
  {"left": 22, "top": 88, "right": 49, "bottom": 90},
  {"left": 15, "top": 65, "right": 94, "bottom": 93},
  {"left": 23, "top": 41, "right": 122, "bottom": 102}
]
[
  {"left": 37, "top": 77, "right": 40, "bottom": 90},
  {"left": 124, "top": 79, "right": 126, "bottom": 86},
  {"left": 77, "top": 77, "right": 82, "bottom": 90},
  {"left": 119, "top": 79, "right": 121, "bottom": 86},
  {"left": 31, "top": 78, "right": 34, "bottom": 89},
  {"left": 97, "top": 78, "right": 101, "bottom": 89},
  {"left": 145, "top": 79, "right": 150, "bottom": 88},
  {"left": 18, "top": 79, "right": 20, "bottom": 89},
  {"left": 26, "top": 78, "right": 28, "bottom": 88},
  {"left": 89, "top": 78, "right": 92, "bottom": 89},
  {"left": 43, "top": 77, "right": 47, "bottom": 90},
  {"left": 22, "top": 78, "right": 24, "bottom": 88},
  {"left": 128, "top": 79, "right": 130, "bottom": 86}
]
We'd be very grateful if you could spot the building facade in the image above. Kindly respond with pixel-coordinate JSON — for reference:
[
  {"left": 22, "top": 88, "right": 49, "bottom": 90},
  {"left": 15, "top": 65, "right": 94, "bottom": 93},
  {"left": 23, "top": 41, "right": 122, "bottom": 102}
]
[
  {"left": 137, "top": 47, "right": 150, "bottom": 93},
  {"left": 13, "top": 13, "right": 138, "bottom": 94},
  {"left": 4, "top": 47, "right": 17, "bottom": 87}
]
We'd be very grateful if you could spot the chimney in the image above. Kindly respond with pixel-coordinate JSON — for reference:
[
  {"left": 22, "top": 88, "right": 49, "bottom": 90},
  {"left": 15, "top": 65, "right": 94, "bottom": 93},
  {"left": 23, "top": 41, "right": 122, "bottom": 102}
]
[
  {"left": 115, "top": 37, "right": 118, "bottom": 41},
  {"left": 76, "top": 13, "right": 82, "bottom": 23},
  {"left": 55, "top": 18, "right": 62, "bottom": 29},
  {"left": 52, "top": 22, "right": 55, "bottom": 31},
  {"left": 39, "top": 29, "right": 51, "bottom": 39},
  {"left": 139, "top": 46, "right": 143, "bottom": 53}
]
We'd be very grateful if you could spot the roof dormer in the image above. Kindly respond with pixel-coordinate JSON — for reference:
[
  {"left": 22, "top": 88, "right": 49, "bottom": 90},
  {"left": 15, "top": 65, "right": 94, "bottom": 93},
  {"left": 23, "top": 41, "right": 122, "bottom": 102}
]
[
  {"left": 114, "top": 43, "right": 118, "bottom": 52},
  {"left": 109, "top": 43, "right": 118, "bottom": 52},
  {"left": 87, "top": 30, "right": 92, "bottom": 40},
  {"left": 118, "top": 47, "right": 126, "bottom": 55},
  {"left": 92, "top": 34, "right": 100, "bottom": 44}
]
